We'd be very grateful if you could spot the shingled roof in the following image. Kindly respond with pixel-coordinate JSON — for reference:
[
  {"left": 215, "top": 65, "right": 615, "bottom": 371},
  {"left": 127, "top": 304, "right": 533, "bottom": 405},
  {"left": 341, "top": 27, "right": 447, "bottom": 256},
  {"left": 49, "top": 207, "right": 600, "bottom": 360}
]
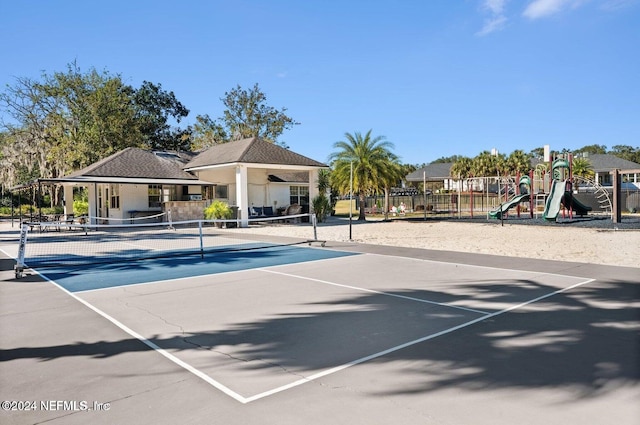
[
  {"left": 184, "top": 137, "right": 327, "bottom": 170},
  {"left": 65, "top": 148, "right": 199, "bottom": 180},
  {"left": 583, "top": 154, "right": 640, "bottom": 171},
  {"left": 406, "top": 163, "right": 454, "bottom": 181}
]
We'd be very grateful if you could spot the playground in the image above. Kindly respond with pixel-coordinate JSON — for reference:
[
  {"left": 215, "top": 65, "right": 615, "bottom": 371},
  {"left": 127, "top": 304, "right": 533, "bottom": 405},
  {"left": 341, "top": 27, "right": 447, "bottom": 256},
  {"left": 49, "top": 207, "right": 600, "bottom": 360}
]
[{"left": 353, "top": 154, "right": 639, "bottom": 225}]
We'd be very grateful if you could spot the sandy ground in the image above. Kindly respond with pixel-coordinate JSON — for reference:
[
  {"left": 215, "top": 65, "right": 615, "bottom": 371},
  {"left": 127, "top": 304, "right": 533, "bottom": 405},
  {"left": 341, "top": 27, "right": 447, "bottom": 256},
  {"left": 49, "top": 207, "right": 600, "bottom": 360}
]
[
  {"left": 236, "top": 217, "right": 640, "bottom": 269},
  {"left": 1, "top": 218, "right": 638, "bottom": 269}
]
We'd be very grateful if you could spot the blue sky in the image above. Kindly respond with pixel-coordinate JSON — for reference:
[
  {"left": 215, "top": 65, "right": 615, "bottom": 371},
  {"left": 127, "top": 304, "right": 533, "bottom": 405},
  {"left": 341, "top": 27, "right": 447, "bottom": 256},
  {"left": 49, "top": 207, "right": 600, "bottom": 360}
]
[{"left": 1, "top": 0, "right": 638, "bottom": 165}]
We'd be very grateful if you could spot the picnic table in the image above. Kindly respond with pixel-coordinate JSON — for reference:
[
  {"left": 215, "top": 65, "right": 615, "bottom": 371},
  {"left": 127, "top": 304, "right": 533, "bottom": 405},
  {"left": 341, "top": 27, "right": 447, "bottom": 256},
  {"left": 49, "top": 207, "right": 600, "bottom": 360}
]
[{"left": 23, "top": 215, "right": 86, "bottom": 232}]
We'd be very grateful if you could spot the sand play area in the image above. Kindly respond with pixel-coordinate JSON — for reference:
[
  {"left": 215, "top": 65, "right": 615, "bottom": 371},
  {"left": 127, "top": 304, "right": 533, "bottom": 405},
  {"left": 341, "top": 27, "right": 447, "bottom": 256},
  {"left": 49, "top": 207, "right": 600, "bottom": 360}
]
[
  {"left": 1, "top": 218, "right": 638, "bottom": 269},
  {"left": 239, "top": 217, "right": 640, "bottom": 269}
]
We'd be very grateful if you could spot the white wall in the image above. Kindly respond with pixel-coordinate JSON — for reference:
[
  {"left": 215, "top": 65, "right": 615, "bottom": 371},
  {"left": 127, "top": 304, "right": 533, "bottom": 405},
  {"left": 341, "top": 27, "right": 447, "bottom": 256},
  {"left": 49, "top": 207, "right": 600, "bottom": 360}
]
[
  {"left": 121, "top": 184, "right": 153, "bottom": 217},
  {"left": 197, "top": 168, "right": 238, "bottom": 204},
  {"left": 269, "top": 183, "right": 291, "bottom": 208},
  {"left": 194, "top": 166, "right": 317, "bottom": 212}
]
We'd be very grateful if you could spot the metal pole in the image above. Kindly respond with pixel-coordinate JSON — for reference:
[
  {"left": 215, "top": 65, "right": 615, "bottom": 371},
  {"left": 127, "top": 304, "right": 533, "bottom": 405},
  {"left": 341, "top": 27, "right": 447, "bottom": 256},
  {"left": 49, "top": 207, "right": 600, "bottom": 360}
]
[
  {"left": 349, "top": 161, "right": 353, "bottom": 241},
  {"left": 423, "top": 171, "right": 426, "bottom": 221},
  {"left": 312, "top": 213, "right": 318, "bottom": 241},
  {"left": 198, "top": 220, "right": 204, "bottom": 259}
]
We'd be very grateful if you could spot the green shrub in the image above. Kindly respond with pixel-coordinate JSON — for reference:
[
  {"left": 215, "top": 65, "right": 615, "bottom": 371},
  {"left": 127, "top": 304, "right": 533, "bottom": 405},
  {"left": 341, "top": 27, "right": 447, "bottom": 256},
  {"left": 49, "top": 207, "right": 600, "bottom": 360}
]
[
  {"left": 73, "top": 200, "right": 89, "bottom": 215},
  {"left": 204, "top": 200, "right": 232, "bottom": 219},
  {"left": 312, "top": 194, "right": 331, "bottom": 223}
]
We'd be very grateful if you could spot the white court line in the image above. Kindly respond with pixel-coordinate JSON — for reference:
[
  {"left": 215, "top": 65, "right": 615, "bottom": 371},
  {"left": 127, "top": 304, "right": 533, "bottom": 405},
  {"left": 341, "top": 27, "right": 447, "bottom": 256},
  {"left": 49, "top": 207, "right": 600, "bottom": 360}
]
[
  {"left": 339, "top": 250, "right": 592, "bottom": 282},
  {"left": 259, "top": 268, "right": 490, "bottom": 315},
  {"left": 19, "top": 269, "right": 251, "bottom": 404},
  {"left": 243, "top": 276, "right": 596, "bottom": 403},
  {"left": 1, "top": 245, "right": 597, "bottom": 404}
]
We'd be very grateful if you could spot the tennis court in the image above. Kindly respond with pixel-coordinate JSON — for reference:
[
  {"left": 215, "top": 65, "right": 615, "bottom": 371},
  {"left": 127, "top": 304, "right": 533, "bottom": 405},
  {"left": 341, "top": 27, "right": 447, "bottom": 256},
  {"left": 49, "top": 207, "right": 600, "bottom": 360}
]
[{"left": 1, "top": 221, "right": 638, "bottom": 425}]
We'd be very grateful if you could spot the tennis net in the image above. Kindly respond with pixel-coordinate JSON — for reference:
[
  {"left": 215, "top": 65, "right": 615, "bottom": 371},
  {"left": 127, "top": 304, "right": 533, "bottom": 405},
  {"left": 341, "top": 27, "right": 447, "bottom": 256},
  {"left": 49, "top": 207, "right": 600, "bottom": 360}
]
[{"left": 16, "top": 214, "right": 321, "bottom": 271}]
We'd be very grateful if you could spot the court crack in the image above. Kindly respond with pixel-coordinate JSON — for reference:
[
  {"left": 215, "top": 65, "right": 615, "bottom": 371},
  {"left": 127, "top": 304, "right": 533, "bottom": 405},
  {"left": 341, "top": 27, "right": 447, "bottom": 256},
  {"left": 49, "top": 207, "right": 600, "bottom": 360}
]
[{"left": 119, "top": 297, "right": 187, "bottom": 334}]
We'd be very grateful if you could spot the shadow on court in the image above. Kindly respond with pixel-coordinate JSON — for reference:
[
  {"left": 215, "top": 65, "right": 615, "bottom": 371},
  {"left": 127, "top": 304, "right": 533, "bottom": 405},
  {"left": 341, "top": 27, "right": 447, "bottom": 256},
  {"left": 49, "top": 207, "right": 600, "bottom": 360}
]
[{"left": 2, "top": 276, "right": 637, "bottom": 400}]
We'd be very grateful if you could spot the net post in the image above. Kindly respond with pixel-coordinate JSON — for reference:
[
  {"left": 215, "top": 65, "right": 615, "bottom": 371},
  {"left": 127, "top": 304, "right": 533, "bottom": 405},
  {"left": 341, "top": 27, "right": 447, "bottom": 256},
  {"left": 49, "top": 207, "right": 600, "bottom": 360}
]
[
  {"left": 312, "top": 214, "right": 318, "bottom": 240},
  {"left": 198, "top": 220, "right": 204, "bottom": 259},
  {"left": 167, "top": 210, "right": 174, "bottom": 230},
  {"left": 307, "top": 214, "right": 326, "bottom": 247},
  {"left": 15, "top": 224, "right": 28, "bottom": 278}
]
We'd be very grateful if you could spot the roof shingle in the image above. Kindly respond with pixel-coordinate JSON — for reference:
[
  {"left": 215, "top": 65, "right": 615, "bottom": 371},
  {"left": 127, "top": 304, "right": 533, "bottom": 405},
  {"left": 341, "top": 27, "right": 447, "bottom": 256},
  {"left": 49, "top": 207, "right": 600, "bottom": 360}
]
[
  {"left": 66, "top": 148, "right": 199, "bottom": 180},
  {"left": 184, "top": 137, "right": 327, "bottom": 170}
]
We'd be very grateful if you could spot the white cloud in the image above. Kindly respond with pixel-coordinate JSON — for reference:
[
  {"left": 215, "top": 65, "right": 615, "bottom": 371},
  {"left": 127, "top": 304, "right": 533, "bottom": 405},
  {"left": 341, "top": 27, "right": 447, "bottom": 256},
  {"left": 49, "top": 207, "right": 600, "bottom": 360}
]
[
  {"left": 477, "top": 0, "right": 509, "bottom": 36},
  {"left": 483, "top": 0, "right": 508, "bottom": 14},
  {"left": 523, "top": 0, "right": 589, "bottom": 19},
  {"left": 477, "top": 15, "right": 508, "bottom": 36}
]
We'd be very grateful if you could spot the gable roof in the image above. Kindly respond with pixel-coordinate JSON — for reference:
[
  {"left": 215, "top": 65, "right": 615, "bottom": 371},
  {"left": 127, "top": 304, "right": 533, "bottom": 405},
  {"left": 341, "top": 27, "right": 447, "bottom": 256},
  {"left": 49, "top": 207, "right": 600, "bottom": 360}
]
[
  {"left": 184, "top": 137, "right": 327, "bottom": 170},
  {"left": 65, "top": 147, "right": 200, "bottom": 180}
]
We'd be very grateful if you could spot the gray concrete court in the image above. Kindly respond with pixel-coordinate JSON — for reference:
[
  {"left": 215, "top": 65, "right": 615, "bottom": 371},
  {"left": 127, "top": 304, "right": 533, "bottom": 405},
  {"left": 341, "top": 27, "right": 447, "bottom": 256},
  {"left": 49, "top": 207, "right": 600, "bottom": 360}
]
[{"left": 0, "top": 236, "right": 638, "bottom": 425}]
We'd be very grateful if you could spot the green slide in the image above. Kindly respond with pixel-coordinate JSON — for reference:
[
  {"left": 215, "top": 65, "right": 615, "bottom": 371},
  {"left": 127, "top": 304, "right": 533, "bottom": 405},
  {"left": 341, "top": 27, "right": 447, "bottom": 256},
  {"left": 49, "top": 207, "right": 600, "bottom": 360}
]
[
  {"left": 489, "top": 193, "right": 531, "bottom": 219},
  {"left": 563, "top": 192, "right": 592, "bottom": 216},
  {"left": 542, "top": 180, "right": 567, "bottom": 220}
]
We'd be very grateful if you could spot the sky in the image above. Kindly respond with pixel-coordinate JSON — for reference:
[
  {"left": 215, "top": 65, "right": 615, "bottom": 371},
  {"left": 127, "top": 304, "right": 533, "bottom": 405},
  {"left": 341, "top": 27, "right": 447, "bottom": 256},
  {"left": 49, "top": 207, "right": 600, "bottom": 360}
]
[{"left": 1, "top": 0, "right": 639, "bottom": 165}]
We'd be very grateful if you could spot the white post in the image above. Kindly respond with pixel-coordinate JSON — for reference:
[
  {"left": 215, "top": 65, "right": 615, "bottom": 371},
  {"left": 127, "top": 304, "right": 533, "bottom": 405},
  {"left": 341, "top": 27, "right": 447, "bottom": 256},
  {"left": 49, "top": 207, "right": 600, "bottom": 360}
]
[
  {"left": 236, "top": 165, "right": 249, "bottom": 227},
  {"left": 63, "top": 185, "right": 74, "bottom": 217}
]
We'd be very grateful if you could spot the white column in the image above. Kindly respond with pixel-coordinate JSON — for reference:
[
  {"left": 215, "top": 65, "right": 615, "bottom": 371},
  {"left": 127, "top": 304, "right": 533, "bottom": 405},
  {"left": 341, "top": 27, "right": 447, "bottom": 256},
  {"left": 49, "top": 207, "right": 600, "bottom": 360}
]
[
  {"left": 236, "top": 165, "right": 249, "bottom": 227},
  {"left": 308, "top": 169, "right": 319, "bottom": 214},
  {"left": 88, "top": 184, "right": 98, "bottom": 224},
  {"left": 63, "top": 185, "right": 74, "bottom": 217}
]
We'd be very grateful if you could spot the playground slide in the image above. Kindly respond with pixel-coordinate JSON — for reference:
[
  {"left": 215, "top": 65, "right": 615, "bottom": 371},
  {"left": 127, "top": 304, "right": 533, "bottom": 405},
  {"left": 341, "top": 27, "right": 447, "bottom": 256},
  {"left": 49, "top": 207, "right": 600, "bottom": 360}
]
[
  {"left": 543, "top": 180, "right": 567, "bottom": 220},
  {"left": 489, "top": 193, "right": 530, "bottom": 219},
  {"left": 563, "top": 192, "right": 592, "bottom": 216}
]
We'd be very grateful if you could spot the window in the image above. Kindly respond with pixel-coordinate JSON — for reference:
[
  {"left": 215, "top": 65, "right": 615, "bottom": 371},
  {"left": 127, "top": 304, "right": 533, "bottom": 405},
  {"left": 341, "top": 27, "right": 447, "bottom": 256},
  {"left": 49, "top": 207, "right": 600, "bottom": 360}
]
[
  {"left": 110, "top": 184, "right": 120, "bottom": 209},
  {"left": 202, "top": 186, "right": 213, "bottom": 200},
  {"left": 164, "top": 186, "right": 176, "bottom": 202},
  {"left": 289, "top": 185, "right": 309, "bottom": 205},
  {"left": 215, "top": 185, "right": 228, "bottom": 199},
  {"left": 148, "top": 185, "right": 162, "bottom": 208}
]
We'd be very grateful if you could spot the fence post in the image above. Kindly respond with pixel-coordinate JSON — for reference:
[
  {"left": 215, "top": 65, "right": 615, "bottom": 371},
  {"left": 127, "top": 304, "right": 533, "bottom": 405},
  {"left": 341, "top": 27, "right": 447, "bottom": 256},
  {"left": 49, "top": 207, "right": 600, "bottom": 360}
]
[{"left": 612, "top": 169, "right": 622, "bottom": 223}]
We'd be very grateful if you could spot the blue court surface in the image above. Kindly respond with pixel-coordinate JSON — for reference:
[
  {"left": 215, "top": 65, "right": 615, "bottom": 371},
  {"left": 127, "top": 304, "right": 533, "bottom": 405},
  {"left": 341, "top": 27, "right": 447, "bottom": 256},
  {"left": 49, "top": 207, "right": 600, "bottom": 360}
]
[{"left": 34, "top": 245, "right": 356, "bottom": 292}]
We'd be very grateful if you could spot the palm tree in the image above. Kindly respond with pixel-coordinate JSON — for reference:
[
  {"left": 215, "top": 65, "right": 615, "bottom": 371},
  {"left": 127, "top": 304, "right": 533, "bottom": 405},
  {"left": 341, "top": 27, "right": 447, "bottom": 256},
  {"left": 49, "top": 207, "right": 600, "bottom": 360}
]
[
  {"left": 450, "top": 157, "right": 473, "bottom": 179},
  {"left": 572, "top": 157, "right": 595, "bottom": 190},
  {"left": 329, "top": 130, "right": 398, "bottom": 221},
  {"left": 316, "top": 169, "right": 331, "bottom": 194},
  {"left": 312, "top": 169, "right": 332, "bottom": 222},
  {"left": 470, "top": 151, "right": 492, "bottom": 178},
  {"left": 506, "top": 150, "right": 532, "bottom": 176},
  {"left": 450, "top": 156, "right": 473, "bottom": 195}
]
